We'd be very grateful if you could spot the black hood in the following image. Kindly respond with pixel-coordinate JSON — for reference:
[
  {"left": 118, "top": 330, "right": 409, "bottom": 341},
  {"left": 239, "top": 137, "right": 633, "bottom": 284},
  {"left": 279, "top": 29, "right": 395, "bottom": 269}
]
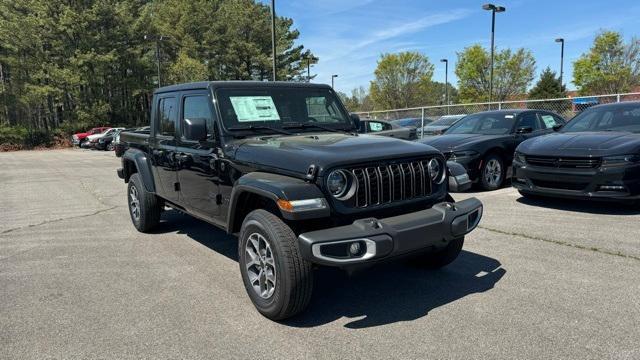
[
  {"left": 229, "top": 133, "right": 440, "bottom": 175},
  {"left": 419, "top": 134, "right": 511, "bottom": 152},
  {"left": 518, "top": 131, "right": 640, "bottom": 157}
]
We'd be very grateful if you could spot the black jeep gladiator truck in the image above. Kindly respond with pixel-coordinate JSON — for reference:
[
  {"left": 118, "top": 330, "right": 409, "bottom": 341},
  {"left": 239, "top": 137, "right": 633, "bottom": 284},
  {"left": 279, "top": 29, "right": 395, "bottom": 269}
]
[{"left": 117, "top": 81, "right": 483, "bottom": 320}]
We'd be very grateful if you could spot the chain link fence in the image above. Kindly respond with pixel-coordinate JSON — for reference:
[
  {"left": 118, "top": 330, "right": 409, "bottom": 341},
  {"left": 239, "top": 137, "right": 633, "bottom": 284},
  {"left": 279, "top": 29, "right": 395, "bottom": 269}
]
[{"left": 355, "top": 92, "right": 640, "bottom": 127}]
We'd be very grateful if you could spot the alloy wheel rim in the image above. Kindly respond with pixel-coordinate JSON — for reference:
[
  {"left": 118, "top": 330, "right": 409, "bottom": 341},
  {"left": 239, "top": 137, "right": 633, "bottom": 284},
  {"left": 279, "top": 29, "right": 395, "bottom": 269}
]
[
  {"left": 129, "top": 186, "right": 140, "bottom": 221},
  {"left": 484, "top": 159, "right": 502, "bottom": 186},
  {"left": 245, "top": 232, "right": 277, "bottom": 299}
]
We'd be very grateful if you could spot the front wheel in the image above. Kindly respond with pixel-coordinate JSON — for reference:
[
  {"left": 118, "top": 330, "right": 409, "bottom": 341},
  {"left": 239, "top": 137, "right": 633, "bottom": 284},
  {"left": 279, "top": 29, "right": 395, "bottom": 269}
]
[
  {"left": 480, "top": 154, "right": 505, "bottom": 191},
  {"left": 239, "top": 209, "right": 313, "bottom": 320},
  {"left": 413, "top": 237, "right": 464, "bottom": 269}
]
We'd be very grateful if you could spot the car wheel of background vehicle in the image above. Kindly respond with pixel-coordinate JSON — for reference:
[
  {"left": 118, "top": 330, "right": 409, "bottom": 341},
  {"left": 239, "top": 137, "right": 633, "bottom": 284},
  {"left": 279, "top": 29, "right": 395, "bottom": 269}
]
[
  {"left": 480, "top": 154, "right": 504, "bottom": 191},
  {"left": 413, "top": 237, "right": 464, "bottom": 269},
  {"left": 239, "top": 209, "right": 313, "bottom": 320},
  {"left": 107, "top": 143, "right": 114, "bottom": 151},
  {"left": 127, "top": 173, "right": 161, "bottom": 233}
]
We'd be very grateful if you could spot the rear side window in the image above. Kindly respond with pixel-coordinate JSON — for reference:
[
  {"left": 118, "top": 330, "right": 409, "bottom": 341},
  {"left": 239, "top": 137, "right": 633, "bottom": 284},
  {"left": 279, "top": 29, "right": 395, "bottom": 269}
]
[
  {"left": 367, "top": 121, "right": 388, "bottom": 132},
  {"left": 158, "top": 97, "right": 177, "bottom": 136},
  {"left": 182, "top": 95, "right": 213, "bottom": 139}
]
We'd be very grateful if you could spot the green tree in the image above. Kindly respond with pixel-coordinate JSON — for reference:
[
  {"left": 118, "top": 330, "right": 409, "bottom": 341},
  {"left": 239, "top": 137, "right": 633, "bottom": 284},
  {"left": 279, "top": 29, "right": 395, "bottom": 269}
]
[
  {"left": 573, "top": 31, "right": 640, "bottom": 95},
  {"left": 369, "top": 52, "right": 434, "bottom": 110},
  {"left": 0, "top": 0, "right": 317, "bottom": 147},
  {"left": 455, "top": 44, "right": 536, "bottom": 102},
  {"left": 527, "top": 67, "right": 569, "bottom": 113},
  {"left": 423, "top": 81, "right": 459, "bottom": 105},
  {"left": 339, "top": 86, "right": 373, "bottom": 112}
]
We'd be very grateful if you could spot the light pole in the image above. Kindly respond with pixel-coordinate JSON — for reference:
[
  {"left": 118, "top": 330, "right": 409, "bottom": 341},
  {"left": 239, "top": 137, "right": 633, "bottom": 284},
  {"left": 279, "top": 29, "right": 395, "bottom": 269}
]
[
  {"left": 271, "top": 0, "right": 277, "bottom": 81},
  {"left": 482, "top": 4, "right": 505, "bottom": 107},
  {"left": 144, "top": 35, "right": 170, "bottom": 88},
  {"left": 440, "top": 58, "right": 449, "bottom": 114},
  {"left": 331, "top": 74, "right": 338, "bottom": 89},
  {"left": 555, "top": 38, "right": 565, "bottom": 89}
]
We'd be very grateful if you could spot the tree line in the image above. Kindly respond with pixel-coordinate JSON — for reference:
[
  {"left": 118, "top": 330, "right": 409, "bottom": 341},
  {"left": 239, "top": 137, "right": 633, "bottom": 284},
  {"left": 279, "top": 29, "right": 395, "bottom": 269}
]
[
  {"left": 341, "top": 30, "right": 640, "bottom": 112},
  {"left": 0, "top": 0, "right": 315, "bottom": 147}
]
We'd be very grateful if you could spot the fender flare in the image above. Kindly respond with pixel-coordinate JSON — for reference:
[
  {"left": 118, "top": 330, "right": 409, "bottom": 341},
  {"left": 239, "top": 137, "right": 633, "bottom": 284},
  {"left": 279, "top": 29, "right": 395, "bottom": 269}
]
[
  {"left": 121, "top": 148, "right": 156, "bottom": 193},
  {"left": 227, "top": 172, "right": 329, "bottom": 232}
]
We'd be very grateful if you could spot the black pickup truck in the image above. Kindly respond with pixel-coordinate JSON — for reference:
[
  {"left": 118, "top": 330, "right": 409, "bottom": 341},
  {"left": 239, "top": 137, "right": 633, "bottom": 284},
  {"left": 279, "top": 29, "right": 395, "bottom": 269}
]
[{"left": 117, "top": 81, "right": 482, "bottom": 320}]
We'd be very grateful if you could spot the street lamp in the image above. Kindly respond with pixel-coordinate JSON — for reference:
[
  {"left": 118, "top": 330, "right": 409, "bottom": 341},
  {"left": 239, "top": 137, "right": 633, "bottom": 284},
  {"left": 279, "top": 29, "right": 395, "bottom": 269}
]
[
  {"left": 144, "top": 35, "right": 171, "bottom": 88},
  {"left": 555, "top": 38, "right": 565, "bottom": 89},
  {"left": 331, "top": 74, "right": 338, "bottom": 89},
  {"left": 271, "top": 0, "right": 277, "bottom": 81},
  {"left": 440, "top": 58, "right": 449, "bottom": 114},
  {"left": 482, "top": 3, "right": 506, "bottom": 107}
]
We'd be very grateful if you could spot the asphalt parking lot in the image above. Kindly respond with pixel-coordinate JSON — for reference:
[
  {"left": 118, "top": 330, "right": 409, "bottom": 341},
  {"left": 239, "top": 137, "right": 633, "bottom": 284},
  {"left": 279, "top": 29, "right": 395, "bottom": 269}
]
[{"left": 1, "top": 149, "right": 639, "bottom": 359}]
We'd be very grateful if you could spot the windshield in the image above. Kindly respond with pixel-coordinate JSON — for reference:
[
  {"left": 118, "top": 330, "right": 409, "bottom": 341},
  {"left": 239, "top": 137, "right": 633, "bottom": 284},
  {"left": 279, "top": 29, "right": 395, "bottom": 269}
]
[
  {"left": 430, "top": 115, "right": 465, "bottom": 127},
  {"left": 445, "top": 113, "right": 516, "bottom": 135},
  {"left": 562, "top": 103, "right": 640, "bottom": 133},
  {"left": 216, "top": 87, "right": 353, "bottom": 132}
]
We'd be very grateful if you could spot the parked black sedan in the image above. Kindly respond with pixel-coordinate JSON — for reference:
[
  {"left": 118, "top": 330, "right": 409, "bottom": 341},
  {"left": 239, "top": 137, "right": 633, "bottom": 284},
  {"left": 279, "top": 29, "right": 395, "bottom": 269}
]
[
  {"left": 419, "top": 109, "right": 566, "bottom": 190},
  {"left": 513, "top": 102, "right": 640, "bottom": 203}
]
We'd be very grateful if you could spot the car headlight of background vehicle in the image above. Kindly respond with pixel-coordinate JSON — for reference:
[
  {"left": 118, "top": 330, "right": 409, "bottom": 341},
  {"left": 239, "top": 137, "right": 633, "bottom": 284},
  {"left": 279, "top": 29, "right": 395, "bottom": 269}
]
[
  {"left": 450, "top": 150, "right": 479, "bottom": 160},
  {"left": 427, "top": 158, "right": 446, "bottom": 184},
  {"left": 326, "top": 169, "right": 355, "bottom": 200},
  {"left": 602, "top": 155, "right": 640, "bottom": 167}
]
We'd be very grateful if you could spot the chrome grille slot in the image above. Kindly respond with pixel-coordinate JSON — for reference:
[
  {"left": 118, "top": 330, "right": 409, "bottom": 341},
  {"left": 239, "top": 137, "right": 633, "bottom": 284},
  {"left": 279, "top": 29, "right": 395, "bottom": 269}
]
[
  {"left": 526, "top": 156, "right": 601, "bottom": 169},
  {"left": 345, "top": 158, "right": 435, "bottom": 208}
]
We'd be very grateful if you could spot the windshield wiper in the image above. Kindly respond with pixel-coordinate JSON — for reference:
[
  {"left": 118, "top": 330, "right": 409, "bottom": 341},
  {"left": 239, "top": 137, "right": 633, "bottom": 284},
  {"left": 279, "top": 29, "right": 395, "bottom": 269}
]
[
  {"left": 282, "top": 122, "right": 354, "bottom": 134},
  {"left": 227, "top": 125, "right": 293, "bottom": 136}
]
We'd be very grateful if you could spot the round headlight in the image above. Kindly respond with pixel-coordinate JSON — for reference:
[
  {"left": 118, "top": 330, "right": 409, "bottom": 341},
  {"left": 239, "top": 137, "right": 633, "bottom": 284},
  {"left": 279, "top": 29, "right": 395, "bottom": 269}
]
[
  {"left": 327, "top": 170, "right": 349, "bottom": 198},
  {"left": 428, "top": 158, "right": 446, "bottom": 184}
]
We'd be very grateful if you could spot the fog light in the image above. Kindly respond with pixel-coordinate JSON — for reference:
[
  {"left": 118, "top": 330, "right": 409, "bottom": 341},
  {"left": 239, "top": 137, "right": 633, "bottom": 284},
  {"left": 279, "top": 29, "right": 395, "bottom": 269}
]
[
  {"left": 598, "top": 185, "right": 625, "bottom": 191},
  {"left": 349, "top": 242, "right": 361, "bottom": 256}
]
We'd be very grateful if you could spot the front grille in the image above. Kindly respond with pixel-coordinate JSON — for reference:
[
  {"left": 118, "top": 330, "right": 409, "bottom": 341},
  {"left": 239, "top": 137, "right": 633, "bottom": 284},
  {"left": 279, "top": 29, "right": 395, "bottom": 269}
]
[
  {"left": 531, "top": 179, "right": 588, "bottom": 191},
  {"left": 526, "top": 156, "right": 601, "bottom": 169},
  {"left": 350, "top": 159, "right": 433, "bottom": 208}
]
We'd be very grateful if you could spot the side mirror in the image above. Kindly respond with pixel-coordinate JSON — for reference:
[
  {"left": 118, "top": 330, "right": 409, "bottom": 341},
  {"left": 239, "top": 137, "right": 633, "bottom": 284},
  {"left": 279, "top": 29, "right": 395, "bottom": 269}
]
[
  {"left": 184, "top": 118, "right": 208, "bottom": 142},
  {"left": 552, "top": 124, "right": 563, "bottom": 131},
  {"left": 516, "top": 126, "right": 533, "bottom": 134},
  {"left": 350, "top": 113, "right": 361, "bottom": 130}
]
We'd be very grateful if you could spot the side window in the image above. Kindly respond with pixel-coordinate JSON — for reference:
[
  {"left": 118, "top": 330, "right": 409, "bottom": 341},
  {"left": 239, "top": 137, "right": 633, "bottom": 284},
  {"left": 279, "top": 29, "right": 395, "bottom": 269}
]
[
  {"left": 158, "top": 97, "right": 177, "bottom": 137},
  {"left": 516, "top": 112, "right": 539, "bottom": 131},
  {"left": 182, "top": 95, "right": 213, "bottom": 140},
  {"left": 540, "top": 114, "right": 562, "bottom": 129}
]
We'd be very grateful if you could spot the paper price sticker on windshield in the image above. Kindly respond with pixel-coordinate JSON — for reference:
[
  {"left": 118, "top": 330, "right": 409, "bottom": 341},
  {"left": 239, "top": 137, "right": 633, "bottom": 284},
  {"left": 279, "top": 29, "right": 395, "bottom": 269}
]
[{"left": 230, "top": 96, "right": 280, "bottom": 122}]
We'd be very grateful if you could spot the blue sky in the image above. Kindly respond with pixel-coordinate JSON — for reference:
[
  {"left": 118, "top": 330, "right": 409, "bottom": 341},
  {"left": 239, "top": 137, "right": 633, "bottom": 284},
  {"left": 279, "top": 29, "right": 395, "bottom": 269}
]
[{"left": 263, "top": 0, "right": 640, "bottom": 94}]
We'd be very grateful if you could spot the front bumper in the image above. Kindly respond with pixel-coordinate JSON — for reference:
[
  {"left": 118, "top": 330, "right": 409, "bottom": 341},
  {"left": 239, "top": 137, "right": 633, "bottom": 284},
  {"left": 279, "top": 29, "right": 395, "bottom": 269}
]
[
  {"left": 298, "top": 197, "right": 483, "bottom": 266},
  {"left": 512, "top": 160, "right": 640, "bottom": 201}
]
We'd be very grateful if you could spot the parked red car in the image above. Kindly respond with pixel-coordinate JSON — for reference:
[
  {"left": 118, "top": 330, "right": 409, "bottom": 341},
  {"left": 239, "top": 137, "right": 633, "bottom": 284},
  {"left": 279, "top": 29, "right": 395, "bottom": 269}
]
[{"left": 72, "top": 127, "right": 110, "bottom": 147}]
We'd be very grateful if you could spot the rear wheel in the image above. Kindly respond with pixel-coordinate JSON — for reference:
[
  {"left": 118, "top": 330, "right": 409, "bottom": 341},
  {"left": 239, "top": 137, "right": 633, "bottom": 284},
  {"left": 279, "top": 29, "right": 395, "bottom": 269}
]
[
  {"left": 480, "top": 154, "right": 504, "bottom": 191},
  {"left": 413, "top": 237, "right": 464, "bottom": 269},
  {"left": 107, "top": 142, "right": 115, "bottom": 151},
  {"left": 239, "top": 209, "right": 313, "bottom": 320},
  {"left": 127, "top": 173, "right": 162, "bottom": 233}
]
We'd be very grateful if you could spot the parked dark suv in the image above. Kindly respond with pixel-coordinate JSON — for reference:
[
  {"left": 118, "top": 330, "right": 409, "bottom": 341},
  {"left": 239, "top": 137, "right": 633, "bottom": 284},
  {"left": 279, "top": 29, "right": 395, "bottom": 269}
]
[{"left": 116, "top": 81, "right": 483, "bottom": 320}]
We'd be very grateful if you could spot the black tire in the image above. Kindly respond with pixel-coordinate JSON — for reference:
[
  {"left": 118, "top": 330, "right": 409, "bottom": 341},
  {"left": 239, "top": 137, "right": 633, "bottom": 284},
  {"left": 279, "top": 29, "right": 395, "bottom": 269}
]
[
  {"left": 414, "top": 237, "right": 464, "bottom": 269},
  {"left": 107, "top": 142, "right": 114, "bottom": 151},
  {"left": 238, "top": 209, "right": 313, "bottom": 320},
  {"left": 127, "top": 173, "right": 162, "bottom": 233},
  {"left": 479, "top": 153, "right": 505, "bottom": 191}
]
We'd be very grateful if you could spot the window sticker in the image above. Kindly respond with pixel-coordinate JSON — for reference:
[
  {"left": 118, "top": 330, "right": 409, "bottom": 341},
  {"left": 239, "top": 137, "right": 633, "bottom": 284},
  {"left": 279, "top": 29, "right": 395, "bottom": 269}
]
[
  {"left": 230, "top": 96, "right": 280, "bottom": 122},
  {"left": 541, "top": 115, "right": 557, "bottom": 128},
  {"left": 369, "top": 122, "right": 383, "bottom": 132}
]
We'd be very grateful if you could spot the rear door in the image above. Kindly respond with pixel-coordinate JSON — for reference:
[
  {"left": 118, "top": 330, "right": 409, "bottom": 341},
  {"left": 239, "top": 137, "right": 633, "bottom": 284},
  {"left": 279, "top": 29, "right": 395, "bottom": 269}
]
[
  {"left": 151, "top": 95, "right": 180, "bottom": 203},
  {"left": 175, "top": 91, "right": 221, "bottom": 218}
]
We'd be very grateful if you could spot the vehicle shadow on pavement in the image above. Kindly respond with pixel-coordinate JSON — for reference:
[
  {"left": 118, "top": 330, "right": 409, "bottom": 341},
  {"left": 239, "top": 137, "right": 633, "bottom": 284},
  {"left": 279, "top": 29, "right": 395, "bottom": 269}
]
[
  {"left": 516, "top": 196, "right": 640, "bottom": 215},
  {"left": 285, "top": 251, "right": 506, "bottom": 329},
  {"left": 154, "top": 210, "right": 506, "bottom": 329},
  {"left": 154, "top": 210, "right": 239, "bottom": 261}
]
